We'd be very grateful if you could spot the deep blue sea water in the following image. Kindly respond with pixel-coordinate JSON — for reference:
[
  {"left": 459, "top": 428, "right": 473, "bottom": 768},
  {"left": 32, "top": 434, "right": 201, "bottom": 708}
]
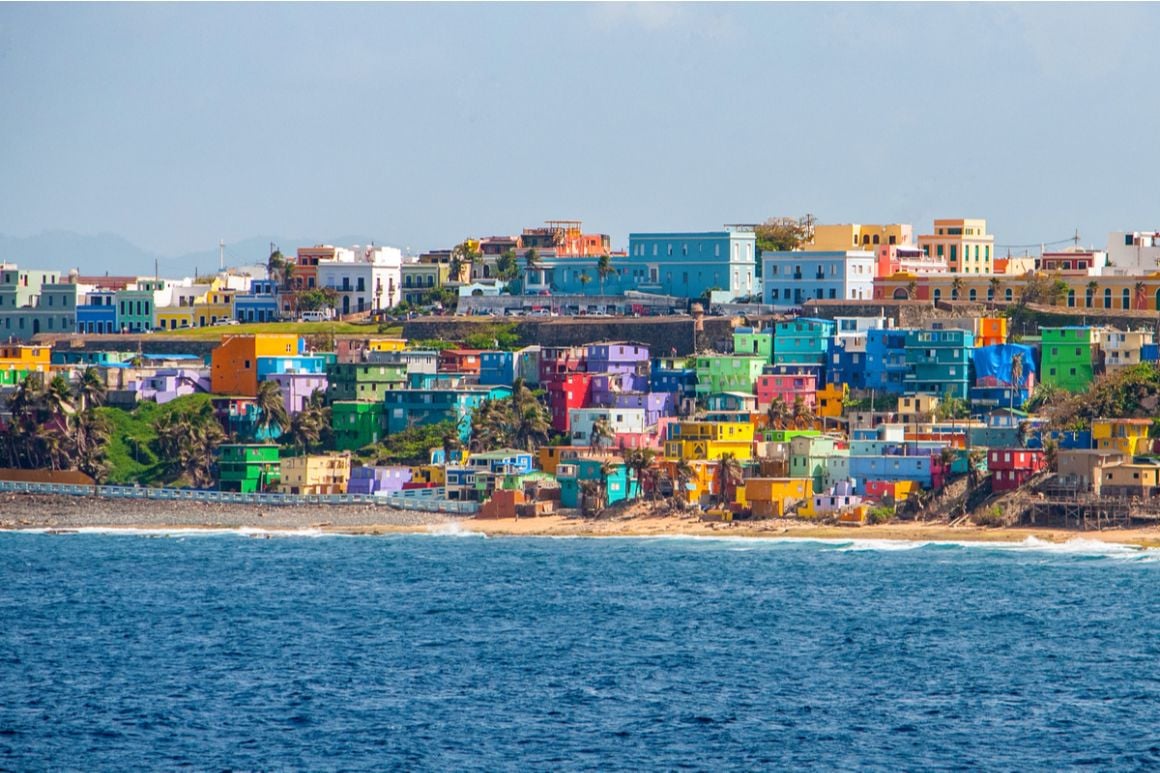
[{"left": 1, "top": 530, "right": 1158, "bottom": 771}]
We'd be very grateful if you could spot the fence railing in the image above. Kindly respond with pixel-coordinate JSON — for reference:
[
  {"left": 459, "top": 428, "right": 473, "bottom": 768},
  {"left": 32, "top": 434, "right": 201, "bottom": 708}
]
[{"left": 0, "top": 479, "right": 473, "bottom": 512}]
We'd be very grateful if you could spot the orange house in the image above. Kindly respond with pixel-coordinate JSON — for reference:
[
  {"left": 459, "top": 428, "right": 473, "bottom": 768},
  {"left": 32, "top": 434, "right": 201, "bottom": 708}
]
[
  {"left": 211, "top": 334, "right": 301, "bottom": 396},
  {"left": 439, "top": 349, "right": 483, "bottom": 374}
]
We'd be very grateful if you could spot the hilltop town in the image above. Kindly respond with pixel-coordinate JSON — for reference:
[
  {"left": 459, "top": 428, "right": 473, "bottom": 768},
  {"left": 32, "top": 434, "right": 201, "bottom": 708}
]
[{"left": 3, "top": 217, "right": 1160, "bottom": 533}]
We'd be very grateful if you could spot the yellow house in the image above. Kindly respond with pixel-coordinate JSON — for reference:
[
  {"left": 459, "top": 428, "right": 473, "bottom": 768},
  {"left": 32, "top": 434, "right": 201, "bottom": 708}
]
[
  {"left": 193, "top": 280, "right": 236, "bottom": 327},
  {"left": 155, "top": 306, "right": 195, "bottom": 331},
  {"left": 367, "top": 338, "right": 408, "bottom": 353},
  {"left": 744, "top": 478, "right": 813, "bottom": 518},
  {"left": 280, "top": 453, "right": 351, "bottom": 495},
  {"left": 1092, "top": 419, "right": 1153, "bottom": 457},
  {"left": 664, "top": 421, "right": 754, "bottom": 461},
  {"left": 808, "top": 224, "right": 913, "bottom": 251},
  {"left": 537, "top": 446, "right": 579, "bottom": 475},
  {"left": 662, "top": 459, "right": 719, "bottom": 505},
  {"left": 917, "top": 218, "right": 995, "bottom": 275},
  {"left": 897, "top": 394, "right": 939, "bottom": 424},
  {"left": 410, "top": 464, "right": 446, "bottom": 486},
  {"left": 816, "top": 383, "right": 847, "bottom": 418},
  {"left": 0, "top": 344, "right": 51, "bottom": 373}
]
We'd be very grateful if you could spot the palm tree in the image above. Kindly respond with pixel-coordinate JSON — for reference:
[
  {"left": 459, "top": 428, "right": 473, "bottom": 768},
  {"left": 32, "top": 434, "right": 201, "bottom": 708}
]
[
  {"left": 766, "top": 396, "right": 790, "bottom": 430},
  {"left": 951, "top": 275, "right": 964, "bottom": 301},
  {"left": 578, "top": 272, "right": 592, "bottom": 292},
  {"left": 451, "top": 240, "right": 480, "bottom": 282},
  {"left": 624, "top": 447, "right": 657, "bottom": 501},
  {"left": 1135, "top": 281, "right": 1147, "bottom": 311},
  {"left": 673, "top": 458, "right": 696, "bottom": 509},
  {"left": 988, "top": 276, "right": 1001, "bottom": 302},
  {"left": 597, "top": 458, "right": 618, "bottom": 512},
  {"left": 254, "top": 380, "right": 290, "bottom": 440},
  {"left": 590, "top": 416, "right": 614, "bottom": 451},
  {"left": 1086, "top": 280, "right": 1098, "bottom": 308},
  {"left": 1009, "top": 353, "right": 1025, "bottom": 413},
  {"left": 596, "top": 254, "right": 614, "bottom": 296},
  {"left": 906, "top": 279, "right": 918, "bottom": 300},
  {"left": 73, "top": 367, "right": 107, "bottom": 413},
  {"left": 791, "top": 395, "right": 814, "bottom": 430},
  {"left": 284, "top": 405, "right": 324, "bottom": 453},
  {"left": 717, "top": 452, "right": 743, "bottom": 507},
  {"left": 44, "top": 374, "right": 74, "bottom": 418},
  {"left": 524, "top": 248, "right": 541, "bottom": 287}
]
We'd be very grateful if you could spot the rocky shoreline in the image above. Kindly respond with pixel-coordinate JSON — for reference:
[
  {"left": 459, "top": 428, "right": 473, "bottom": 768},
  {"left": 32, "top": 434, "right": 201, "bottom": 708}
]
[{"left": 0, "top": 493, "right": 451, "bottom": 532}]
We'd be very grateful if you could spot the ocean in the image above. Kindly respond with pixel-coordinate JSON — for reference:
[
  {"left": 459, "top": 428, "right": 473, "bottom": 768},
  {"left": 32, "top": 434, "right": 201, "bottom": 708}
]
[{"left": 1, "top": 530, "right": 1158, "bottom": 770}]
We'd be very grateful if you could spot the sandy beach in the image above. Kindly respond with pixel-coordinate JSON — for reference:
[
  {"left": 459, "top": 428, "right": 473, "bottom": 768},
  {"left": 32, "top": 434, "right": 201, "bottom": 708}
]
[{"left": 3, "top": 492, "right": 1160, "bottom": 547}]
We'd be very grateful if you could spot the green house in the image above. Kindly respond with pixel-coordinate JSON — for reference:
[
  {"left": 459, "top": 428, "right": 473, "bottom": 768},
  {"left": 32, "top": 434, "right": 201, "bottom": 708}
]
[
  {"left": 694, "top": 355, "right": 766, "bottom": 397},
  {"left": 217, "top": 444, "right": 280, "bottom": 493},
  {"left": 1040, "top": 327, "right": 1094, "bottom": 394},
  {"left": 0, "top": 368, "right": 31, "bottom": 387},
  {"left": 331, "top": 401, "right": 387, "bottom": 451},
  {"left": 325, "top": 362, "right": 407, "bottom": 403},
  {"left": 733, "top": 327, "right": 773, "bottom": 362}
]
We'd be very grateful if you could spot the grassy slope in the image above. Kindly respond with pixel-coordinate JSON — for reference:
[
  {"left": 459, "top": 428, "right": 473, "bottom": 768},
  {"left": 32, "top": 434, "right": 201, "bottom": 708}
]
[{"left": 96, "top": 393, "right": 216, "bottom": 485}]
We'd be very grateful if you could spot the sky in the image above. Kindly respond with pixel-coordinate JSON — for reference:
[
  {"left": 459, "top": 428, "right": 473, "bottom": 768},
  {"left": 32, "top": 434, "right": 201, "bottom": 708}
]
[{"left": 2, "top": 2, "right": 1159, "bottom": 268}]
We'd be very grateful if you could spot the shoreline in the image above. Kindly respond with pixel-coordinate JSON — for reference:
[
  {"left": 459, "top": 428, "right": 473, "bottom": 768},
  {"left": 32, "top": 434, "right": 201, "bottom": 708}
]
[{"left": 2, "top": 494, "right": 1160, "bottom": 547}]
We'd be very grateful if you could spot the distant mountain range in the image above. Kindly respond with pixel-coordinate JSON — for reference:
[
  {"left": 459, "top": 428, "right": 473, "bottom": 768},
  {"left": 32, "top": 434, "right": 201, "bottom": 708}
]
[{"left": 0, "top": 231, "right": 382, "bottom": 278}]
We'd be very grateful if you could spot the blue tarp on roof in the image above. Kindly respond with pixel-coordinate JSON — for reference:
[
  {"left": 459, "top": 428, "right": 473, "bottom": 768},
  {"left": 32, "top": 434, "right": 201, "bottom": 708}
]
[{"left": 973, "top": 344, "right": 1036, "bottom": 388}]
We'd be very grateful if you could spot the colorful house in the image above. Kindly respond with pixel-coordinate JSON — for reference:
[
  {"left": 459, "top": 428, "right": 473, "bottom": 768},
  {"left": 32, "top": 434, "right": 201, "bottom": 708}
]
[
  {"left": 325, "top": 362, "right": 407, "bottom": 402},
  {"left": 1099, "top": 329, "right": 1154, "bottom": 374},
  {"left": 280, "top": 453, "right": 351, "bottom": 494},
  {"left": 347, "top": 465, "right": 413, "bottom": 495},
  {"left": 331, "top": 401, "right": 387, "bottom": 451},
  {"left": 384, "top": 385, "right": 510, "bottom": 442},
  {"left": 1040, "top": 327, "right": 1095, "bottom": 393},
  {"left": 1091, "top": 418, "right": 1153, "bottom": 457},
  {"left": 864, "top": 329, "right": 909, "bottom": 395},
  {"left": 773, "top": 318, "right": 837, "bottom": 370},
  {"left": 479, "top": 351, "right": 516, "bottom": 386},
  {"left": 757, "top": 372, "right": 817, "bottom": 409},
  {"left": 586, "top": 342, "right": 651, "bottom": 375},
  {"left": 988, "top": 448, "right": 1047, "bottom": 493},
  {"left": 815, "top": 382, "right": 847, "bottom": 419},
  {"left": 438, "top": 349, "right": 483, "bottom": 375},
  {"left": 557, "top": 456, "right": 637, "bottom": 509},
  {"left": 904, "top": 328, "right": 974, "bottom": 400},
  {"left": 744, "top": 478, "right": 813, "bottom": 518},
  {"left": 211, "top": 334, "right": 302, "bottom": 396},
  {"left": 217, "top": 444, "right": 280, "bottom": 493},
  {"left": 733, "top": 327, "right": 774, "bottom": 361},
  {"left": 694, "top": 355, "right": 766, "bottom": 397},
  {"left": 664, "top": 421, "right": 754, "bottom": 461},
  {"left": 548, "top": 373, "right": 594, "bottom": 433}
]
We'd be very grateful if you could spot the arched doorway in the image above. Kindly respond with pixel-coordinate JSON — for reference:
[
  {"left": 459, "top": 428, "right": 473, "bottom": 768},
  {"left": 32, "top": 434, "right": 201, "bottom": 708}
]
[{"left": 893, "top": 288, "right": 909, "bottom": 300}]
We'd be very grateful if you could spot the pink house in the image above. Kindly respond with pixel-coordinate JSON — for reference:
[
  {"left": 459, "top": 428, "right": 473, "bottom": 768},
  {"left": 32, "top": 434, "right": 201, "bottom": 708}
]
[{"left": 756, "top": 372, "right": 817, "bottom": 409}]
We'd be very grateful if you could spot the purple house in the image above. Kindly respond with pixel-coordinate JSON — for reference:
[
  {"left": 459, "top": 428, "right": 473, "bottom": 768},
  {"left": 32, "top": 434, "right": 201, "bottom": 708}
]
[
  {"left": 611, "top": 391, "right": 675, "bottom": 426},
  {"left": 267, "top": 372, "right": 329, "bottom": 415},
  {"left": 585, "top": 342, "right": 650, "bottom": 376},
  {"left": 589, "top": 371, "right": 650, "bottom": 406},
  {"left": 134, "top": 368, "right": 211, "bottom": 404},
  {"left": 348, "top": 465, "right": 413, "bottom": 495}
]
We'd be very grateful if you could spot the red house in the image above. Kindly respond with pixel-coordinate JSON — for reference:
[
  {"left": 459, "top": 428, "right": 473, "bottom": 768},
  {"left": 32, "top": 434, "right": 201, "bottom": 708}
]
[
  {"left": 539, "top": 346, "right": 587, "bottom": 385},
  {"left": 438, "top": 349, "right": 483, "bottom": 375},
  {"left": 988, "top": 448, "right": 1047, "bottom": 492},
  {"left": 548, "top": 373, "right": 594, "bottom": 433}
]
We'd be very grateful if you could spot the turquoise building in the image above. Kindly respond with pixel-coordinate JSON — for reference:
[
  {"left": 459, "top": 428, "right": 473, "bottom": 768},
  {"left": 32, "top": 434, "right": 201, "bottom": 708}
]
[
  {"left": 524, "top": 229, "right": 758, "bottom": 301},
  {"left": 773, "top": 318, "right": 836, "bottom": 369},
  {"left": 904, "top": 329, "right": 975, "bottom": 400},
  {"left": 733, "top": 327, "right": 774, "bottom": 362},
  {"left": 557, "top": 457, "right": 637, "bottom": 509},
  {"left": 384, "top": 385, "right": 512, "bottom": 442}
]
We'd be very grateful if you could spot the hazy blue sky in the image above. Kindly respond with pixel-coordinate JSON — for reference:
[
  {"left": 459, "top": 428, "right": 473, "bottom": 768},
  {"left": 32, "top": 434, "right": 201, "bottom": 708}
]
[{"left": 2, "top": 2, "right": 1159, "bottom": 260}]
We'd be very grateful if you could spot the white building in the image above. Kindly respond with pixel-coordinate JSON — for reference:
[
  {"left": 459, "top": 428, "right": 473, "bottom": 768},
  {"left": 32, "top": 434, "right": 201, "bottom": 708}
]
[
  {"left": 762, "top": 250, "right": 876, "bottom": 309},
  {"left": 318, "top": 245, "right": 403, "bottom": 317},
  {"left": 1105, "top": 232, "right": 1160, "bottom": 275},
  {"left": 567, "top": 407, "right": 647, "bottom": 446}
]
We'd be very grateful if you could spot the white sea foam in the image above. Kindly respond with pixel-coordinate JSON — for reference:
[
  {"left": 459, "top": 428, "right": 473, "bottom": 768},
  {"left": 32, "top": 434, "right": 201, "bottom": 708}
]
[
  {"left": 3, "top": 526, "right": 335, "bottom": 538},
  {"left": 424, "top": 522, "right": 487, "bottom": 538}
]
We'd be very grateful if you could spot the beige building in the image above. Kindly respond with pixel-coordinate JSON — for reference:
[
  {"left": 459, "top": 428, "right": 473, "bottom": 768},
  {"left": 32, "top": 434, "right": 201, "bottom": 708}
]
[
  {"left": 1101, "top": 461, "right": 1160, "bottom": 499},
  {"left": 1055, "top": 449, "right": 1124, "bottom": 494},
  {"left": 280, "top": 453, "right": 351, "bottom": 495},
  {"left": 809, "top": 224, "right": 913, "bottom": 251},
  {"left": 917, "top": 218, "right": 995, "bottom": 275}
]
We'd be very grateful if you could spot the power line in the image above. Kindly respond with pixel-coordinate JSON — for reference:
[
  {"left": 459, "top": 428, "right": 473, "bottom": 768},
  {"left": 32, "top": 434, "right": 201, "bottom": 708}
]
[{"left": 994, "top": 237, "right": 1077, "bottom": 249}]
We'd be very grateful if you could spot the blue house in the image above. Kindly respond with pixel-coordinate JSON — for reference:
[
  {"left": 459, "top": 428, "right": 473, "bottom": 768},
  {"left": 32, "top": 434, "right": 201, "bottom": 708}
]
[
  {"left": 256, "top": 355, "right": 329, "bottom": 380},
  {"left": 773, "top": 318, "right": 836, "bottom": 378},
  {"left": 762, "top": 251, "right": 876, "bottom": 308},
  {"left": 864, "top": 329, "right": 909, "bottom": 395},
  {"left": 76, "top": 291, "right": 118, "bottom": 334},
  {"left": 479, "top": 351, "right": 516, "bottom": 386},
  {"left": 557, "top": 457, "right": 637, "bottom": 509},
  {"left": 651, "top": 357, "right": 697, "bottom": 402},
  {"left": 904, "top": 329, "right": 975, "bottom": 400},
  {"left": 525, "top": 229, "right": 758, "bottom": 301},
  {"left": 234, "top": 279, "right": 280, "bottom": 323},
  {"left": 384, "top": 385, "right": 512, "bottom": 442}
]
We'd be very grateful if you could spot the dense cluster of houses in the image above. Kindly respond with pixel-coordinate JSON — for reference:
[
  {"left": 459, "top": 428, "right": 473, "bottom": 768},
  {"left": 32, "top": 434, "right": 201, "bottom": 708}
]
[
  {"left": 8, "top": 218, "right": 1160, "bottom": 340},
  {"left": 4, "top": 299, "right": 1157, "bottom": 518}
]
